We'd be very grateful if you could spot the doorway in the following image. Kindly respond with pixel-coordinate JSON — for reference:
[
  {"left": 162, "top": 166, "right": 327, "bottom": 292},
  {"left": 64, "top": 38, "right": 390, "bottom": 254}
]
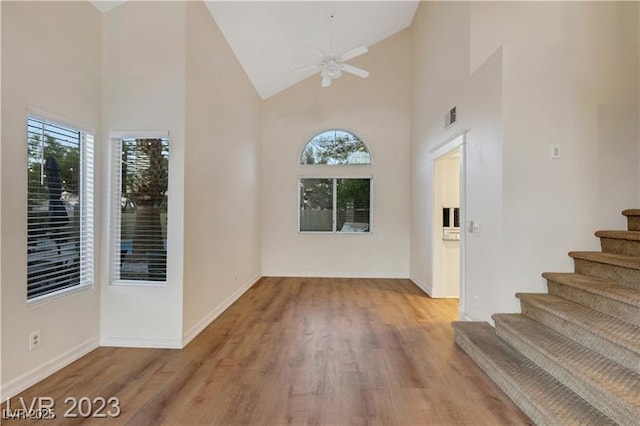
[{"left": 430, "top": 133, "right": 466, "bottom": 316}]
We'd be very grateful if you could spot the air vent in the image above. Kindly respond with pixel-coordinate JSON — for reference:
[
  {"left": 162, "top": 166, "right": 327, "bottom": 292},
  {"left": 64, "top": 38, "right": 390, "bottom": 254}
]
[{"left": 445, "top": 106, "right": 457, "bottom": 129}]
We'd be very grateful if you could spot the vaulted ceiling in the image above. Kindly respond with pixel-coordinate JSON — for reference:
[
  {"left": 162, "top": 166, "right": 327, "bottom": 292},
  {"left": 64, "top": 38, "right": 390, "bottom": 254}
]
[{"left": 89, "top": 1, "right": 419, "bottom": 99}]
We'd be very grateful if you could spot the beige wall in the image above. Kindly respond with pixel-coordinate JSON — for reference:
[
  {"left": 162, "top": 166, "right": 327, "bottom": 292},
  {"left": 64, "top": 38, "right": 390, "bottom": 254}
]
[
  {"left": 182, "top": 1, "right": 262, "bottom": 343},
  {"left": 1, "top": 1, "right": 102, "bottom": 397},
  {"left": 261, "top": 29, "right": 412, "bottom": 278},
  {"left": 411, "top": 1, "right": 639, "bottom": 321},
  {"left": 101, "top": 1, "right": 186, "bottom": 347}
]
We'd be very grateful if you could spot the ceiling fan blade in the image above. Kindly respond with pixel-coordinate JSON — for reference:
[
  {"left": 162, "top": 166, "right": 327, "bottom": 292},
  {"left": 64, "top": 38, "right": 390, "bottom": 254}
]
[
  {"left": 291, "top": 64, "right": 322, "bottom": 74},
  {"left": 339, "top": 46, "right": 368, "bottom": 62},
  {"left": 341, "top": 64, "right": 370, "bottom": 79},
  {"left": 321, "top": 75, "right": 332, "bottom": 87},
  {"left": 312, "top": 45, "right": 327, "bottom": 57}
]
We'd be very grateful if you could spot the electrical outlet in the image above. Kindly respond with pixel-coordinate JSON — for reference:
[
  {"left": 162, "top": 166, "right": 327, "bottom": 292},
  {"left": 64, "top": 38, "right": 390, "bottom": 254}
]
[
  {"left": 473, "top": 296, "right": 479, "bottom": 311},
  {"left": 29, "top": 330, "right": 42, "bottom": 351},
  {"left": 551, "top": 145, "right": 561, "bottom": 159}
]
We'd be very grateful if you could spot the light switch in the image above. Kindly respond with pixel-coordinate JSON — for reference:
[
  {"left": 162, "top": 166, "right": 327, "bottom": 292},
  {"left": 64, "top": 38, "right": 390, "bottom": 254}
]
[
  {"left": 473, "top": 223, "right": 480, "bottom": 235},
  {"left": 551, "top": 145, "right": 561, "bottom": 159}
]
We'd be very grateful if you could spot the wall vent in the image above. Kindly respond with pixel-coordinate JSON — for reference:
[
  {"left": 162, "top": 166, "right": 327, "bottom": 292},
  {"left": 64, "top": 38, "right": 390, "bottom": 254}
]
[{"left": 445, "top": 106, "right": 457, "bottom": 129}]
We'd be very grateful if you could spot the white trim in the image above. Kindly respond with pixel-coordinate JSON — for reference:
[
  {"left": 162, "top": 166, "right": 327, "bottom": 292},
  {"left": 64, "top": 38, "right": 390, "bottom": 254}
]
[
  {"left": 100, "top": 336, "right": 182, "bottom": 349},
  {"left": 27, "top": 106, "right": 95, "bottom": 135},
  {"left": 110, "top": 280, "right": 167, "bottom": 287},
  {"left": 26, "top": 283, "right": 92, "bottom": 307},
  {"left": 429, "top": 130, "right": 469, "bottom": 160},
  {"left": 109, "top": 130, "right": 169, "bottom": 140},
  {"left": 410, "top": 277, "right": 433, "bottom": 297},
  {"left": 261, "top": 272, "right": 409, "bottom": 279},
  {"left": 182, "top": 274, "right": 261, "bottom": 347},
  {"left": 0, "top": 337, "right": 99, "bottom": 400},
  {"left": 430, "top": 132, "right": 467, "bottom": 315}
]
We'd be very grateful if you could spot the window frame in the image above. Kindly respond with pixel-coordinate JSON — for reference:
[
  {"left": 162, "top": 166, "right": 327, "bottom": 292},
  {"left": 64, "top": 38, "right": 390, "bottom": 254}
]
[
  {"left": 297, "top": 175, "right": 373, "bottom": 234},
  {"left": 109, "top": 131, "right": 170, "bottom": 287},
  {"left": 298, "top": 129, "right": 373, "bottom": 166},
  {"left": 26, "top": 108, "right": 95, "bottom": 304}
]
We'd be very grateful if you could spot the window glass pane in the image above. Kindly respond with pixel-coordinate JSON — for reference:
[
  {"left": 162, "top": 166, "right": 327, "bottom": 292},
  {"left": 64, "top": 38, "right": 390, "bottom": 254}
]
[
  {"left": 299, "top": 178, "right": 333, "bottom": 232},
  {"left": 118, "top": 138, "right": 169, "bottom": 281},
  {"left": 300, "top": 130, "right": 371, "bottom": 165},
  {"left": 336, "top": 178, "right": 371, "bottom": 232},
  {"left": 27, "top": 117, "right": 85, "bottom": 300}
]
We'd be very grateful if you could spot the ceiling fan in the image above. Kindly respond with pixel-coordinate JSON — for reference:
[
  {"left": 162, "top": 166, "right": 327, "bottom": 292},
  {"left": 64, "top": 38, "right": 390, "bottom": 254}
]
[{"left": 294, "top": 45, "right": 370, "bottom": 88}]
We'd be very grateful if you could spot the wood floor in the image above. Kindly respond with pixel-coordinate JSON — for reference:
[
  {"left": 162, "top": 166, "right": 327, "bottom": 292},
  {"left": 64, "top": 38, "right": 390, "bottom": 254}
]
[{"left": 4, "top": 278, "right": 531, "bottom": 425}]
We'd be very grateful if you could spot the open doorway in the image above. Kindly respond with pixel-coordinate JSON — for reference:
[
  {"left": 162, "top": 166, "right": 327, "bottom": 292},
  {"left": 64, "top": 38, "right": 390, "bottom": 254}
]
[{"left": 430, "top": 133, "right": 466, "bottom": 317}]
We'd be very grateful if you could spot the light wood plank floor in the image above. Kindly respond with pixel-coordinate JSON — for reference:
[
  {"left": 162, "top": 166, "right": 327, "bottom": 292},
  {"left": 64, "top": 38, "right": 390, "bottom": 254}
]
[{"left": 4, "top": 278, "right": 531, "bottom": 425}]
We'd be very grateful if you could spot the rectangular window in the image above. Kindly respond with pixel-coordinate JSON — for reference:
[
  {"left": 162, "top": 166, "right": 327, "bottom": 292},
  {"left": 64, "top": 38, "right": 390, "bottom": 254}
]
[
  {"left": 111, "top": 137, "right": 169, "bottom": 284},
  {"left": 299, "top": 178, "right": 371, "bottom": 233},
  {"left": 27, "top": 115, "right": 94, "bottom": 301}
]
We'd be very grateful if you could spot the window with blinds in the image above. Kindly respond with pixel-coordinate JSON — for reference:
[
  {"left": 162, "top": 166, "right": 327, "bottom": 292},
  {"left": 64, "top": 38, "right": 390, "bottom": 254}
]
[
  {"left": 27, "top": 115, "right": 94, "bottom": 301},
  {"left": 299, "top": 178, "right": 371, "bottom": 233},
  {"left": 111, "top": 137, "right": 169, "bottom": 284}
]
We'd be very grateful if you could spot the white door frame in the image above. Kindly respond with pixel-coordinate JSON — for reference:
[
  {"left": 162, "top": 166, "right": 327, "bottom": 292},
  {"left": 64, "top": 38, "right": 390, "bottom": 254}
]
[{"left": 430, "top": 132, "right": 467, "bottom": 318}]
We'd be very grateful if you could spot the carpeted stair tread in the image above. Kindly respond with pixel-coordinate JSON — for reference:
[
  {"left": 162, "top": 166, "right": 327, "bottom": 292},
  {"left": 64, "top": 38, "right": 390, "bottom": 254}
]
[
  {"left": 623, "top": 210, "right": 640, "bottom": 231},
  {"left": 622, "top": 209, "right": 640, "bottom": 217},
  {"left": 542, "top": 272, "right": 640, "bottom": 308},
  {"left": 596, "top": 230, "right": 640, "bottom": 241},
  {"left": 516, "top": 293, "right": 640, "bottom": 357},
  {"left": 493, "top": 314, "right": 640, "bottom": 425},
  {"left": 452, "top": 321, "right": 615, "bottom": 426},
  {"left": 569, "top": 251, "right": 640, "bottom": 270}
]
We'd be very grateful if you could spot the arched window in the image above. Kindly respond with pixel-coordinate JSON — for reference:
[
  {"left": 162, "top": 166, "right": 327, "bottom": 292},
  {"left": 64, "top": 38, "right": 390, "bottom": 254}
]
[
  {"left": 300, "top": 129, "right": 371, "bottom": 165},
  {"left": 298, "top": 129, "right": 372, "bottom": 233}
]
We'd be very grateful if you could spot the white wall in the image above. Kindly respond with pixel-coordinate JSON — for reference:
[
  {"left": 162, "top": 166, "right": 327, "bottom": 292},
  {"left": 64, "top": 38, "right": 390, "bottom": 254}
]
[
  {"left": 1, "top": 0, "right": 4, "bottom": 392},
  {"left": 100, "top": 1, "right": 186, "bottom": 347},
  {"left": 1, "top": 1, "right": 102, "bottom": 397},
  {"left": 497, "top": 2, "right": 639, "bottom": 302},
  {"left": 182, "top": 1, "right": 262, "bottom": 344},
  {"left": 262, "top": 29, "right": 412, "bottom": 278},
  {"left": 411, "top": 1, "right": 639, "bottom": 321}
]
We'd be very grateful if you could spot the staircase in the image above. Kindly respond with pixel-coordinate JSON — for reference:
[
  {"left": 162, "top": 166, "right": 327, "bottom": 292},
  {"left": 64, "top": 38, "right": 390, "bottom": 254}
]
[{"left": 453, "top": 209, "right": 640, "bottom": 425}]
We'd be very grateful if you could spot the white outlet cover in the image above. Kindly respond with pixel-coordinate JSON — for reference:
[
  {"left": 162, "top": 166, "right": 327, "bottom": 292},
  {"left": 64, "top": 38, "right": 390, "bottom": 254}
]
[{"left": 29, "top": 330, "right": 41, "bottom": 351}]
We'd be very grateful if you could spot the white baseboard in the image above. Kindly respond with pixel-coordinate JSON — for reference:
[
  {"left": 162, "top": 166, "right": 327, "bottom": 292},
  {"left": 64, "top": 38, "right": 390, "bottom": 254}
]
[
  {"left": 1, "top": 337, "right": 99, "bottom": 400},
  {"left": 182, "top": 274, "right": 261, "bottom": 347},
  {"left": 410, "top": 277, "right": 433, "bottom": 297},
  {"left": 261, "top": 272, "right": 410, "bottom": 279},
  {"left": 100, "top": 336, "right": 182, "bottom": 349}
]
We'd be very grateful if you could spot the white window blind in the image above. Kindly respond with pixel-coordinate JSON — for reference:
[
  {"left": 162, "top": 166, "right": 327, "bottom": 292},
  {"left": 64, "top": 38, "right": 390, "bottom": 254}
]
[
  {"left": 299, "top": 178, "right": 371, "bottom": 233},
  {"left": 27, "top": 115, "right": 94, "bottom": 301},
  {"left": 111, "top": 137, "right": 169, "bottom": 284}
]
